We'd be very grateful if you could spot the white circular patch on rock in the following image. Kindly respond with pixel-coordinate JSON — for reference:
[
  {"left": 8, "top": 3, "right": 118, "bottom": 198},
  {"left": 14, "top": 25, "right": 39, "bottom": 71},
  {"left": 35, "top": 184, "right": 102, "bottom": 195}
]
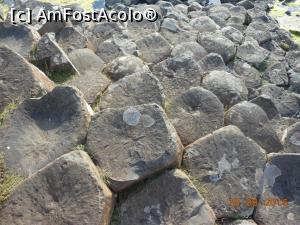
[{"left": 123, "top": 107, "right": 141, "bottom": 126}]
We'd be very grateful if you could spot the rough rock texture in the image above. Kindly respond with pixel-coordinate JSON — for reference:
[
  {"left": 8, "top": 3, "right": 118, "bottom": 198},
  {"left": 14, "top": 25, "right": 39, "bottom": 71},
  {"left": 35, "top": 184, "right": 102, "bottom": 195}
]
[
  {"left": 31, "top": 33, "right": 79, "bottom": 78},
  {"left": 222, "top": 220, "right": 258, "bottom": 225},
  {"left": 86, "top": 104, "right": 183, "bottom": 192},
  {"left": 67, "top": 48, "right": 110, "bottom": 104},
  {"left": 264, "top": 61, "right": 288, "bottom": 86},
  {"left": 111, "top": 169, "right": 216, "bottom": 225},
  {"left": 136, "top": 33, "right": 172, "bottom": 64},
  {"left": 286, "top": 51, "right": 300, "bottom": 73},
  {"left": 0, "top": 45, "right": 54, "bottom": 112},
  {"left": 250, "top": 95, "right": 279, "bottom": 120},
  {"left": 282, "top": 122, "right": 300, "bottom": 153},
  {"left": 254, "top": 153, "right": 300, "bottom": 225},
  {"left": 151, "top": 54, "right": 204, "bottom": 100},
  {"left": 101, "top": 72, "right": 165, "bottom": 110},
  {"left": 221, "top": 26, "right": 244, "bottom": 45},
  {"left": 103, "top": 55, "right": 150, "bottom": 81},
  {"left": 171, "top": 41, "right": 207, "bottom": 61},
  {"left": 198, "top": 32, "right": 236, "bottom": 63},
  {"left": 0, "top": 151, "right": 115, "bottom": 225},
  {"left": 225, "top": 101, "right": 283, "bottom": 153},
  {"left": 199, "top": 53, "right": 226, "bottom": 72},
  {"left": 202, "top": 70, "right": 248, "bottom": 107},
  {"left": 0, "top": 86, "right": 92, "bottom": 176},
  {"left": 166, "top": 87, "right": 224, "bottom": 146},
  {"left": 56, "top": 26, "right": 88, "bottom": 53},
  {"left": 0, "top": 22, "right": 40, "bottom": 59},
  {"left": 183, "top": 125, "right": 266, "bottom": 218}
]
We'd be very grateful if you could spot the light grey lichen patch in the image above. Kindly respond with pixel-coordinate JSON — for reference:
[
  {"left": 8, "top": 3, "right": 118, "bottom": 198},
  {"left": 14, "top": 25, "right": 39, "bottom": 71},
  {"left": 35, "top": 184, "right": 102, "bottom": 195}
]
[
  {"left": 255, "top": 168, "right": 264, "bottom": 187},
  {"left": 143, "top": 204, "right": 163, "bottom": 224},
  {"left": 240, "top": 177, "right": 249, "bottom": 190},
  {"left": 0, "top": 57, "right": 4, "bottom": 67},
  {"left": 123, "top": 107, "right": 141, "bottom": 126},
  {"left": 209, "top": 154, "right": 234, "bottom": 183},
  {"left": 232, "top": 158, "right": 240, "bottom": 168},
  {"left": 141, "top": 114, "right": 155, "bottom": 128},
  {"left": 263, "top": 163, "right": 282, "bottom": 188},
  {"left": 287, "top": 212, "right": 295, "bottom": 221},
  {"left": 290, "top": 132, "right": 300, "bottom": 146}
]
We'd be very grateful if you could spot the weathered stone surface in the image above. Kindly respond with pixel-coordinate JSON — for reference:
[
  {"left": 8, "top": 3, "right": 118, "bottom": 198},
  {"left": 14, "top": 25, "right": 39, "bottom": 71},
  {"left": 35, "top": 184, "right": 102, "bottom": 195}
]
[
  {"left": 171, "top": 41, "right": 207, "bottom": 61},
  {"left": 101, "top": 72, "right": 165, "bottom": 109},
  {"left": 183, "top": 125, "right": 266, "bottom": 218},
  {"left": 282, "top": 122, "right": 300, "bottom": 153},
  {"left": 254, "top": 153, "right": 300, "bottom": 225},
  {"left": 190, "top": 16, "right": 220, "bottom": 33},
  {"left": 31, "top": 33, "right": 79, "bottom": 79},
  {"left": 229, "top": 6, "right": 247, "bottom": 24},
  {"left": 264, "top": 61, "right": 288, "bottom": 86},
  {"left": 0, "top": 151, "right": 115, "bottom": 225},
  {"left": 0, "top": 22, "right": 40, "bottom": 59},
  {"left": 245, "top": 22, "right": 272, "bottom": 44},
  {"left": 67, "top": 48, "right": 110, "bottom": 104},
  {"left": 236, "top": 38, "right": 269, "bottom": 68},
  {"left": 0, "top": 45, "right": 54, "bottom": 112},
  {"left": 127, "top": 17, "right": 160, "bottom": 40},
  {"left": 250, "top": 95, "right": 279, "bottom": 120},
  {"left": 225, "top": 101, "right": 283, "bottom": 153},
  {"left": 208, "top": 5, "right": 231, "bottom": 21},
  {"left": 289, "top": 70, "right": 300, "bottom": 94},
  {"left": 86, "top": 104, "right": 183, "bottom": 192},
  {"left": 202, "top": 70, "right": 248, "bottom": 107},
  {"left": 96, "top": 35, "right": 138, "bottom": 63},
  {"left": 198, "top": 32, "right": 236, "bottom": 63},
  {"left": 286, "top": 51, "right": 300, "bottom": 73},
  {"left": 136, "top": 33, "right": 172, "bottom": 64},
  {"left": 199, "top": 53, "right": 227, "bottom": 72},
  {"left": 259, "top": 84, "right": 300, "bottom": 118},
  {"left": 151, "top": 54, "right": 204, "bottom": 100},
  {"left": 166, "top": 87, "right": 224, "bottom": 146},
  {"left": 222, "top": 220, "right": 258, "bottom": 225},
  {"left": 233, "top": 60, "right": 262, "bottom": 89},
  {"left": 0, "top": 86, "right": 92, "bottom": 177},
  {"left": 103, "top": 55, "right": 149, "bottom": 81},
  {"left": 221, "top": 26, "right": 244, "bottom": 45},
  {"left": 56, "top": 26, "right": 88, "bottom": 53},
  {"left": 111, "top": 169, "right": 216, "bottom": 225}
]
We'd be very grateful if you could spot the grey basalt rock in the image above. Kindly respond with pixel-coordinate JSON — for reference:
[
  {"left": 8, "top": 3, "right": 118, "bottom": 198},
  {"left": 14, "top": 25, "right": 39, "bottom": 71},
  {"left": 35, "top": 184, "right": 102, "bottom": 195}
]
[
  {"left": 96, "top": 35, "right": 138, "bottom": 63},
  {"left": 151, "top": 54, "right": 204, "bottom": 100},
  {"left": 190, "top": 16, "right": 220, "bottom": 33},
  {"left": 31, "top": 33, "right": 79, "bottom": 79},
  {"left": 233, "top": 60, "right": 262, "bottom": 89},
  {"left": 101, "top": 72, "right": 165, "bottom": 110},
  {"left": 103, "top": 55, "right": 150, "bottom": 81},
  {"left": 237, "top": 38, "right": 269, "bottom": 69},
  {"left": 250, "top": 95, "right": 279, "bottom": 120},
  {"left": 136, "top": 32, "right": 172, "bottom": 64},
  {"left": 259, "top": 84, "right": 300, "bottom": 118},
  {"left": 111, "top": 169, "right": 216, "bottom": 225},
  {"left": 289, "top": 70, "right": 300, "bottom": 94},
  {"left": 198, "top": 32, "right": 236, "bottom": 63},
  {"left": 183, "top": 125, "right": 266, "bottom": 218},
  {"left": 244, "top": 22, "right": 272, "bottom": 45},
  {"left": 67, "top": 48, "right": 110, "bottom": 104},
  {"left": 222, "top": 220, "right": 258, "bottom": 225},
  {"left": 282, "top": 122, "right": 300, "bottom": 153},
  {"left": 229, "top": 6, "right": 247, "bottom": 24},
  {"left": 166, "top": 87, "right": 224, "bottom": 146},
  {"left": 202, "top": 70, "right": 248, "bottom": 108},
  {"left": 254, "top": 153, "right": 300, "bottom": 225},
  {"left": 0, "top": 151, "right": 115, "bottom": 225},
  {"left": 86, "top": 103, "right": 183, "bottom": 192},
  {"left": 171, "top": 41, "right": 208, "bottom": 61},
  {"left": 0, "top": 86, "right": 92, "bottom": 177},
  {"left": 221, "top": 26, "right": 244, "bottom": 45},
  {"left": 199, "top": 53, "right": 227, "bottom": 72},
  {"left": 0, "top": 22, "right": 40, "bottom": 59},
  {"left": 208, "top": 5, "right": 231, "bottom": 21},
  {"left": 0, "top": 45, "right": 54, "bottom": 112},
  {"left": 264, "top": 61, "right": 288, "bottom": 86},
  {"left": 225, "top": 101, "right": 283, "bottom": 153},
  {"left": 56, "top": 26, "right": 88, "bottom": 53},
  {"left": 286, "top": 51, "right": 300, "bottom": 73}
]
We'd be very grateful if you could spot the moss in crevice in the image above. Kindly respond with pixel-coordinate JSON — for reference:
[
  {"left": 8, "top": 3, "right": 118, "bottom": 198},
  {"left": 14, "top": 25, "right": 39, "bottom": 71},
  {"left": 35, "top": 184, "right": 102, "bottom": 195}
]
[
  {"left": 256, "top": 60, "right": 268, "bottom": 72},
  {"left": 290, "top": 29, "right": 300, "bottom": 45},
  {"left": 47, "top": 70, "right": 75, "bottom": 84},
  {"left": 0, "top": 153, "right": 24, "bottom": 203},
  {"left": 0, "top": 101, "right": 18, "bottom": 126}
]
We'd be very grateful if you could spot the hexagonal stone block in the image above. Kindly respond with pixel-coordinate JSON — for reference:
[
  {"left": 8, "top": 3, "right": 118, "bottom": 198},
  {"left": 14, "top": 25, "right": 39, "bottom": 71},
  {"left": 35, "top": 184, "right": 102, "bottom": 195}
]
[
  {"left": 166, "top": 87, "right": 224, "bottom": 146},
  {"left": 183, "top": 125, "right": 266, "bottom": 218},
  {"left": 0, "top": 22, "right": 40, "bottom": 59},
  {"left": 151, "top": 54, "right": 204, "bottom": 100},
  {"left": 225, "top": 101, "right": 283, "bottom": 153},
  {"left": 0, "top": 86, "right": 92, "bottom": 177},
  {"left": 254, "top": 153, "right": 300, "bottom": 225},
  {"left": 0, "top": 151, "right": 115, "bottom": 225},
  {"left": 111, "top": 169, "right": 216, "bottom": 225},
  {"left": 86, "top": 104, "right": 183, "bottom": 192},
  {"left": 0, "top": 45, "right": 54, "bottom": 112},
  {"left": 101, "top": 72, "right": 165, "bottom": 110}
]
